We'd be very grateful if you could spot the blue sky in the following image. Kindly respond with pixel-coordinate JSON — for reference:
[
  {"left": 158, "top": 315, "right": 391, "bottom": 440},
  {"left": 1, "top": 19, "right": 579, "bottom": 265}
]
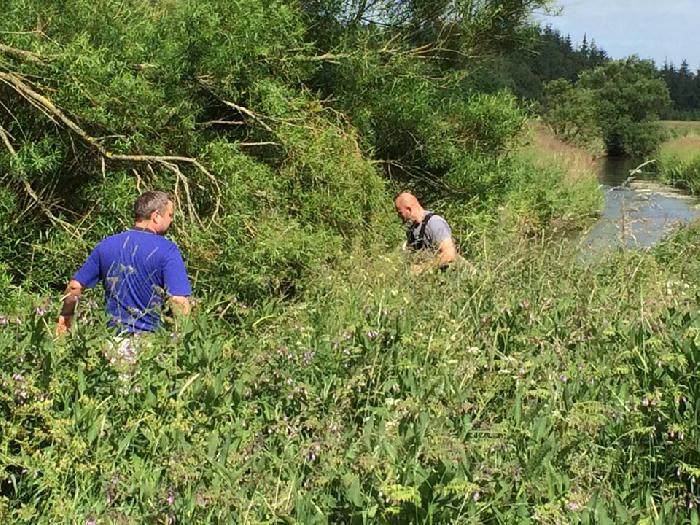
[{"left": 535, "top": 0, "right": 700, "bottom": 71}]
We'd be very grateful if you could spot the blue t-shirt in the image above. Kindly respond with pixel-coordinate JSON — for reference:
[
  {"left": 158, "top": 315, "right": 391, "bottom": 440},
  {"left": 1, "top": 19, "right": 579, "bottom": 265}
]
[{"left": 73, "top": 230, "right": 192, "bottom": 333}]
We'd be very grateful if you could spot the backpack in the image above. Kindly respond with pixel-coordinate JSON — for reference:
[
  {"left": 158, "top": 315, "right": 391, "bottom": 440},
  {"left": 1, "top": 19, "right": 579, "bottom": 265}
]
[{"left": 407, "top": 213, "right": 435, "bottom": 250}]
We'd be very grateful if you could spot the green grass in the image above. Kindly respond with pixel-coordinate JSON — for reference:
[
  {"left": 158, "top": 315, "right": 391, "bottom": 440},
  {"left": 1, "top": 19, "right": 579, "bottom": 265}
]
[
  {"left": 661, "top": 120, "right": 700, "bottom": 139},
  {"left": 656, "top": 125, "right": 700, "bottom": 193},
  {"left": 4, "top": 224, "right": 700, "bottom": 523}
]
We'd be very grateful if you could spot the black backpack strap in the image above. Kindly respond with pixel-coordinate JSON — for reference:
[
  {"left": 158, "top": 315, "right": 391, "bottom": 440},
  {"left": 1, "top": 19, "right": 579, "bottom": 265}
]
[{"left": 417, "top": 213, "right": 435, "bottom": 248}]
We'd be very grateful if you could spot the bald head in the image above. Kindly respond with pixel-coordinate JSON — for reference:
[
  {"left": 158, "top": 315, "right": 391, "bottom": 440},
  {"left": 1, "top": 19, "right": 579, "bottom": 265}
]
[{"left": 394, "top": 192, "right": 425, "bottom": 223}]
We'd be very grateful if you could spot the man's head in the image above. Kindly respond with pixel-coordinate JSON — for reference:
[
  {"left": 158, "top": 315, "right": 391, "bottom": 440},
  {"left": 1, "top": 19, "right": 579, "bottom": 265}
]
[
  {"left": 394, "top": 192, "right": 424, "bottom": 223},
  {"left": 133, "top": 191, "right": 174, "bottom": 234}
]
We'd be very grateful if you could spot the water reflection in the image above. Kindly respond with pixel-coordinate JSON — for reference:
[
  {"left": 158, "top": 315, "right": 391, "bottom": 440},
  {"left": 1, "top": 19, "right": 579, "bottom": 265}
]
[{"left": 581, "top": 157, "right": 700, "bottom": 251}]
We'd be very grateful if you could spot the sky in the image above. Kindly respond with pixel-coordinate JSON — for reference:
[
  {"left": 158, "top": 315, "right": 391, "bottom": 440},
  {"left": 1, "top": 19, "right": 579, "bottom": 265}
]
[{"left": 535, "top": 0, "right": 700, "bottom": 71}]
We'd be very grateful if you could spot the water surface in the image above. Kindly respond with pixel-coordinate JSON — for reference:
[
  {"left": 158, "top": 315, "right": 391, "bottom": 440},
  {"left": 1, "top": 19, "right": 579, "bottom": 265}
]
[{"left": 581, "top": 157, "right": 700, "bottom": 251}]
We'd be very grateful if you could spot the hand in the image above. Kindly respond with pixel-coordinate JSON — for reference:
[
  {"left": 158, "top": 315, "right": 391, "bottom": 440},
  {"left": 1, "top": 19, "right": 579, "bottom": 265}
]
[{"left": 56, "top": 315, "right": 72, "bottom": 336}]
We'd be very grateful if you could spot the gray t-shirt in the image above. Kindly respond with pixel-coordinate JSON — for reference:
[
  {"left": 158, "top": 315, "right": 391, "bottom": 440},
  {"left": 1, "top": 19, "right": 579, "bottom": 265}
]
[{"left": 407, "top": 212, "right": 452, "bottom": 251}]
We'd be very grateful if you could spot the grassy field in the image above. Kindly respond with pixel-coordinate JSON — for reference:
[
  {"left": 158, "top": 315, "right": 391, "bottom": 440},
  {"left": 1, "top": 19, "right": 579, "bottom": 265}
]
[{"left": 661, "top": 120, "right": 700, "bottom": 139}]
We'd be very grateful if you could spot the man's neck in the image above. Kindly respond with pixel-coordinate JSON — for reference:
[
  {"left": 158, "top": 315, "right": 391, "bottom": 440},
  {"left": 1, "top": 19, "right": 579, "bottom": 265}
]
[{"left": 132, "top": 222, "right": 157, "bottom": 234}]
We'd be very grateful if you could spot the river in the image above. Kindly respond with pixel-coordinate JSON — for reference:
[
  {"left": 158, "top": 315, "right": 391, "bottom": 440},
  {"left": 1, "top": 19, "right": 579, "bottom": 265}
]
[{"left": 581, "top": 157, "right": 700, "bottom": 251}]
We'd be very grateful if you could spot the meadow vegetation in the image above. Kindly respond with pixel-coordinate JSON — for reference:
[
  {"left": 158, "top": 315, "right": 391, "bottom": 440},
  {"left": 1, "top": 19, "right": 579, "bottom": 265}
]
[
  {"left": 657, "top": 122, "right": 700, "bottom": 195},
  {"left": 2, "top": 1, "right": 700, "bottom": 524}
]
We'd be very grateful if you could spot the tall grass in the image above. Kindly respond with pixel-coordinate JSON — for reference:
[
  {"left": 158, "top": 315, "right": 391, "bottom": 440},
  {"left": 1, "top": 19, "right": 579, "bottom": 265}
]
[
  {"left": 656, "top": 130, "right": 700, "bottom": 194},
  {"left": 3, "top": 223, "right": 700, "bottom": 523},
  {"left": 661, "top": 121, "right": 700, "bottom": 139}
]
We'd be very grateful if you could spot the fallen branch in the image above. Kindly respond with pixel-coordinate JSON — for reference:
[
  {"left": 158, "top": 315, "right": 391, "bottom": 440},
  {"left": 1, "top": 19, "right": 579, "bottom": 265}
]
[
  {"left": 0, "top": 71, "right": 221, "bottom": 220},
  {"left": 197, "top": 119, "right": 245, "bottom": 127},
  {"left": 0, "top": 42, "right": 49, "bottom": 64}
]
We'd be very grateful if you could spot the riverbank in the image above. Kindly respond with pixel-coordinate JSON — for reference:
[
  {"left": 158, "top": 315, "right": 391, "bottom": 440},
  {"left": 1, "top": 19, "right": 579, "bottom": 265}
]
[{"left": 657, "top": 121, "right": 700, "bottom": 194}]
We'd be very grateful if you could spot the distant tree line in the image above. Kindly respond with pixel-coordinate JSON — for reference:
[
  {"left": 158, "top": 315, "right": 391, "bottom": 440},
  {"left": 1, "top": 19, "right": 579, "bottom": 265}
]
[
  {"left": 661, "top": 60, "right": 700, "bottom": 120},
  {"left": 485, "top": 26, "right": 700, "bottom": 121}
]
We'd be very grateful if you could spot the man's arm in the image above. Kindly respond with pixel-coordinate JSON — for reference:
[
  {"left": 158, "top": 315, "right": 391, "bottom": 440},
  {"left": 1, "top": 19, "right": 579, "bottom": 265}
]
[
  {"left": 411, "top": 237, "right": 457, "bottom": 275},
  {"left": 436, "top": 237, "right": 457, "bottom": 267},
  {"left": 56, "top": 279, "right": 84, "bottom": 334}
]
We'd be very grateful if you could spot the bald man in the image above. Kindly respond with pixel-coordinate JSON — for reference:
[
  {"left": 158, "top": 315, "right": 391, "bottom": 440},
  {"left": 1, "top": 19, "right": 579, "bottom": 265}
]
[{"left": 394, "top": 192, "right": 458, "bottom": 274}]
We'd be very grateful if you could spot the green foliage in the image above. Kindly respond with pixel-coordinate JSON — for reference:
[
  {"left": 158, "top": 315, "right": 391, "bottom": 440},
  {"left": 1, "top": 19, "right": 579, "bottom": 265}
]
[
  {"left": 0, "top": 0, "right": 551, "bottom": 299},
  {"left": 543, "top": 58, "right": 671, "bottom": 156},
  {"left": 578, "top": 58, "right": 671, "bottom": 156},
  {"left": 658, "top": 155, "right": 700, "bottom": 195},
  {"left": 543, "top": 79, "right": 604, "bottom": 154}
]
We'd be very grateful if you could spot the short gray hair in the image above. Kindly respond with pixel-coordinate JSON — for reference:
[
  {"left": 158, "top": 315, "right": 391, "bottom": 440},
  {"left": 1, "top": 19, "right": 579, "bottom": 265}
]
[{"left": 133, "top": 191, "right": 171, "bottom": 221}]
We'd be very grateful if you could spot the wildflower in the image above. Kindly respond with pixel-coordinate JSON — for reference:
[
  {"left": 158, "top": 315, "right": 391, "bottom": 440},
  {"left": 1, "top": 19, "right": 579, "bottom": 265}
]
[
  {"left": 12, "top": 373, "right": 24, "bottom": 382},
  {"left": 303, "top": 351, "right": 315, "bottom": 364},
  {"left": 343, "top": 331, "right": 353, "bottom": 340},
  {"left": 472, "top": 491, "right": 481, "bottom": 502},
  {"left": 559, "top": 374, "right": 568, "bottom": 383},
  {"left": 366, "top": 330, "right": 379, "bottom": 339},
  {"left": 35, "top": 305, "right": 48, "bottom": 317},
  {"left": 0, "top": 315, "right": 8, "bottom": 325},
  {"left": 85, "top": 518, "right": 97, "bottom": 525},
  {"left": 566, "top": 501, "right": 582, "bottom": 512},
  {"left": 166, "top": 489, "right": 175, "bottom": 506}
]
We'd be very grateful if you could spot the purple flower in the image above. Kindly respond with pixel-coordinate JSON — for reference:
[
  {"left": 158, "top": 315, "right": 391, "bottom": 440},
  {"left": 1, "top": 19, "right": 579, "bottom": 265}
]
[
  {"left": 12, "top": 373, "right": 24, "bottom": 382},
  {"left": 366, "top": 331, "right": 379, "bottom": 339},
  {"left": 566, "top": 501, "right": 582, "bottom": 512},
  {"left": 85, "top": 518, "right": 96, "bottom": 525},
  {"left": 35, "top": 306, "right": 48, "bottom": 317},
  {"left": 166, "top": 489, "right": 175, "bottom": 506},
  {"left": 0, "top": 315, "right": 9, "bottom": 325}
]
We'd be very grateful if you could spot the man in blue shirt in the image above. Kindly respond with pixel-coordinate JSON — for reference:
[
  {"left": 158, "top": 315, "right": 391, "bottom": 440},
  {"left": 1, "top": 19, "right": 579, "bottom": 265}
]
[{"left": 56, "top": 191, "right": 192, "bottom": 335}]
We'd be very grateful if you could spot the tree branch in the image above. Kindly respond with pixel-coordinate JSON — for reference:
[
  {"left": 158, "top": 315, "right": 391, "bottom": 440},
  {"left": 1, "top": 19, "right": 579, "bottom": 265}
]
[
  {"left": 0, "top": 71, "right": 221, "bottom": 220},
  {"left": 0, "top": 42, "right": 50, "bottom": 64}
]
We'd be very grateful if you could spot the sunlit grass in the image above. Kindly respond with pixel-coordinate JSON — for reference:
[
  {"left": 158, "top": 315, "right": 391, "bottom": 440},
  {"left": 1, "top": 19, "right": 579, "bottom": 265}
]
[
  {"left": 661, "top": 120, "right": 700, "bottom": 139},
  {"left": 517, "top": 121, "right": 600, "bottom": 185}
]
